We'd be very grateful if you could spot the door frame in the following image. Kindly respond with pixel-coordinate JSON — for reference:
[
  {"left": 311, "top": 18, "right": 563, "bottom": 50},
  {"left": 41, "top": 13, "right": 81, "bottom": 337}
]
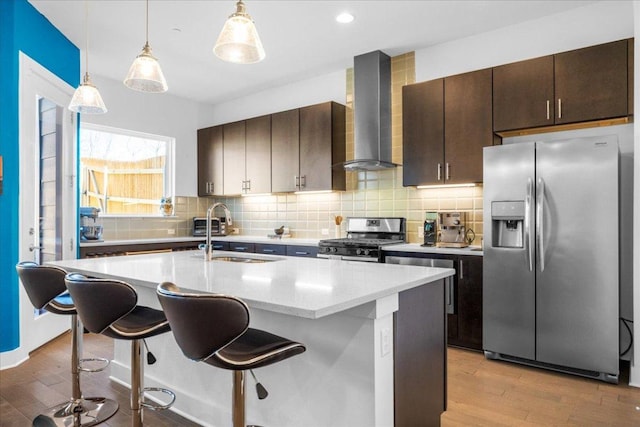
[{"left": 5, "top": 52, "right": 78, "bottom": 367}]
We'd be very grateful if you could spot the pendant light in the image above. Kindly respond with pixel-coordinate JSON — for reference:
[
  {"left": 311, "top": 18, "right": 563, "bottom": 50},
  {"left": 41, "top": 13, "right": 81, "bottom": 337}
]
[
  {"left": 213, "top": 0, "right": 265, "bottom": 64},
  {"left": 123, "top": 0, "right": 168, "bottom": 93},
  {"left": 68, "top": 1, "right": 107, "bottom": 114}
]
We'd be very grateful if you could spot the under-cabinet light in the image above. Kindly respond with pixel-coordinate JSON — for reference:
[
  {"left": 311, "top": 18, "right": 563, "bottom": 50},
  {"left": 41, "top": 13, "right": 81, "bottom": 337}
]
[
  {"left": 417, "top": 183, "right": 477, "bottom": 189},
  {"left": 293, "top": 190, "right": 333, "bottom": 195},
  {"left": 240, "top": 192, "right": 273, "bottom": 197}
]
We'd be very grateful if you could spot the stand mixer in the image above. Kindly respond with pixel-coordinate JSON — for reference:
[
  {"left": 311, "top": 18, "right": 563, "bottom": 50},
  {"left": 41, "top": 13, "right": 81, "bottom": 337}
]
[{"left": 79, "top": 207, "right": 103, "bottom": 241}]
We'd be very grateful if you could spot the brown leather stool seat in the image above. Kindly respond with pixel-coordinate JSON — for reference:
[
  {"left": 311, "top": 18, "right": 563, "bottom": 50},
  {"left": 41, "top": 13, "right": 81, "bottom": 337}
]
[
  {"left": 15, "top": 262, "right": 119, "bottom": 427},
  {"left": 65, "top": 273, "right": 176, "bottom": 427},
  {"left": 156, "top": 282, "right": 305, "bottom": 427}
]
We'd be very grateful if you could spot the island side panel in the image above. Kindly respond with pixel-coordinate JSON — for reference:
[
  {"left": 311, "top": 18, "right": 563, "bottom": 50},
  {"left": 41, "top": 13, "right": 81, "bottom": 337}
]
[{"left": 394, "top": 278, "right": 446, "bottom": 426}]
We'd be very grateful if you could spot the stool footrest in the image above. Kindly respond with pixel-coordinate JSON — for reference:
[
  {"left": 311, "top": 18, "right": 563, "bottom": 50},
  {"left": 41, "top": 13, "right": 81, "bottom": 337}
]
[
  {"left": 141, "top": 387, "right": 176, "bottom": 411},
  {"left": 78, "top": 357, "right": 110, "bottom": 373}
]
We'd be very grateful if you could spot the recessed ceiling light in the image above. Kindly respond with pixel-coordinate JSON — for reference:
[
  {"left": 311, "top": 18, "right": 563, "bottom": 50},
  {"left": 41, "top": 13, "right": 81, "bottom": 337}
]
[{"left": 336, "top": 12, "right": 354, "bottom": 24}]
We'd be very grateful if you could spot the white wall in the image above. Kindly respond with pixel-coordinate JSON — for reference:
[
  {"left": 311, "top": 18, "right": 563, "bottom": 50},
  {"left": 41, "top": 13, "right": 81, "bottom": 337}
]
[
  {"left": 204, "top": 70, "right": 346, "bottom": 126},
  {"left": 81, "top": 74, "right": 216, "bottom": 197},
  {"left": 415, "top": 1, "right": 633, "bottom": 81}
]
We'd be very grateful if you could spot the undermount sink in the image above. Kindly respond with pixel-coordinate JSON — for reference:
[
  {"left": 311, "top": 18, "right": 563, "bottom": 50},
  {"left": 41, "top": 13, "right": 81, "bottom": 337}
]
[
  {"left": 192, "top": 253, "right": 281, "bottom": 263},
  {"left": 211, "top": 255, "right": 278, "bottom": 263}
]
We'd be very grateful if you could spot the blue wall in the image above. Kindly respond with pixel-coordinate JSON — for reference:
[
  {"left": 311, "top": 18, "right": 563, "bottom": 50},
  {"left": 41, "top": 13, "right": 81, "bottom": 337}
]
[{"left": 0, "top": 0, "right": 78, "bottom": 352}]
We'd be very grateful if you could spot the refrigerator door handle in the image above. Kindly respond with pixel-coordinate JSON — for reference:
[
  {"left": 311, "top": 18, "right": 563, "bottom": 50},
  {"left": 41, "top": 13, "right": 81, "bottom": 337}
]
[
  {"left": 525, "top": 178, "right": 533, "bottom": 272},
  {"left": 536, "top": 177, "right": 546, "bottom": 272}
]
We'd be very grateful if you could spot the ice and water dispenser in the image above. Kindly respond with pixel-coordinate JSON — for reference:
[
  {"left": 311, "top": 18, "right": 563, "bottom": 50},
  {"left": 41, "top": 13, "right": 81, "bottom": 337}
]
[{"left": 491, "top": 201, "right": 524, "bottom": 248}]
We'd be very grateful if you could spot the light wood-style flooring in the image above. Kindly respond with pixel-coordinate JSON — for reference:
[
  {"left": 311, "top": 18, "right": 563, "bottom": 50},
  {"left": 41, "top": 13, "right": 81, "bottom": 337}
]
[{"left": 2, "top": 332, "right": 639, "bottom": 426}]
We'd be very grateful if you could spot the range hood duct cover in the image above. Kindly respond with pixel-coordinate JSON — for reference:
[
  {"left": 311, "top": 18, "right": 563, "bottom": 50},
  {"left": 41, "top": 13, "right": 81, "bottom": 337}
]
[{"left": 345, "top": 50, "right": 398, "bottom": 171}]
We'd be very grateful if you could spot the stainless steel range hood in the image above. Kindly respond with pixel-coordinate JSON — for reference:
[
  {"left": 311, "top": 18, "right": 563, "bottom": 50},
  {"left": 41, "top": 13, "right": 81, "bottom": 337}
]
[{"left": 344, "top": 50, "right": 398, "bottom": 171}]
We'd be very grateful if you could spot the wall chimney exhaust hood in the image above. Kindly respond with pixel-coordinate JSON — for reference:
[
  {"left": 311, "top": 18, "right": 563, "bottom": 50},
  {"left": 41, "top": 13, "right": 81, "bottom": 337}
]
[{"left": 343, "top": 50, "right": 399, "bottom": 171}]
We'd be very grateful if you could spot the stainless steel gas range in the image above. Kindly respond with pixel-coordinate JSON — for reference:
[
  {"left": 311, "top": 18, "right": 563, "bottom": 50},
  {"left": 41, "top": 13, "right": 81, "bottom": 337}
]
[{"left": 317, "top": 217, "right": 406, "bottom": 262}]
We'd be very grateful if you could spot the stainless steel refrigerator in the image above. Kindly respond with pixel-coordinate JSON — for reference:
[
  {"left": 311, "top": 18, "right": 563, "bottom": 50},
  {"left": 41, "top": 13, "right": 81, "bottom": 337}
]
[{"left": 483, "top": 136, "right": 619, "bottom": 383}]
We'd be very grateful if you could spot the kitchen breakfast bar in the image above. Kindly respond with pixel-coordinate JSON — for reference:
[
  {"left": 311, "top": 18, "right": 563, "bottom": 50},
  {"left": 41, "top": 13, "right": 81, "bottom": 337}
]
[{"left": 50, "top": 250, "right": 454, "bottom": 427}]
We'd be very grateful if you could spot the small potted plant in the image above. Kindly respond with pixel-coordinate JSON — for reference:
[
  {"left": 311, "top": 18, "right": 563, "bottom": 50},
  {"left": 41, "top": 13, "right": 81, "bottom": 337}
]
[{"left": 160, "top": 196, "right": 173, "bottom": 216}]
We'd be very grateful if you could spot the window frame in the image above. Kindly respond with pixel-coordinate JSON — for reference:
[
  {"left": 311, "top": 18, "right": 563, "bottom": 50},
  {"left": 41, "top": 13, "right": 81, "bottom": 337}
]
[{"left": 78, "top": 122, "right": 175, "bottom": 217}]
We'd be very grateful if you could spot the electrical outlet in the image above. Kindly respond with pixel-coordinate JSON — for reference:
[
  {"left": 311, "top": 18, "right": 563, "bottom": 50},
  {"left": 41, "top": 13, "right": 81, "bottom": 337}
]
[
  {"left": 381, "top": 327, "right": 391, "bottom": 357},
  {"left": 232, "top": 228, "right": 239, "bottom": 235},
  {"left": 321, "top": 228, "right": 329, "bottom": 236},
  {"left": 167, "top": 229, "right": 175, "bottom": 235}
]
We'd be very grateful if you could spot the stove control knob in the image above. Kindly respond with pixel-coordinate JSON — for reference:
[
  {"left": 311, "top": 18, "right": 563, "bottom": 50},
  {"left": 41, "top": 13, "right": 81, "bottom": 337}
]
[
  {"left": 330, "top": 247, "right": 338, "bottom": 253},
  {"left": 356, "top": 248, "right": 362, "bottom": 255},
  {"left": 363, "top": 249, "right": 370, "bottom": 256}
]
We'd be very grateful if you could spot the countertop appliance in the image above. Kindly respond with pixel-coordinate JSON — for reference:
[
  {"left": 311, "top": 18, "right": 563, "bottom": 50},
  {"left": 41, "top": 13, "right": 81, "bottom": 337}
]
[
  {"left": 483, "top": 136, "right": 619, "bottom": 383},
  {"left": 193, "top": 217, "right": 229, "bottom": 237},
  {"left": 79, "top": 206, "right": 103, "bottom": 242},
  {"left": 423, "top": 212, "right": 438, "bottom": 247},
  {"left": 437, "top": 211, "right": 474, "bottom": 248},
  {"left": 318, "top": 217, "right": 406, "bottom": 262}
]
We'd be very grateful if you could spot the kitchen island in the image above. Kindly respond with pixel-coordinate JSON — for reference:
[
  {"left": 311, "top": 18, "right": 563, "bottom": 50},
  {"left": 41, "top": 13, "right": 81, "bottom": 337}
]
[{"left": 51, "top": 250, "right": 454, "bottom": 427}]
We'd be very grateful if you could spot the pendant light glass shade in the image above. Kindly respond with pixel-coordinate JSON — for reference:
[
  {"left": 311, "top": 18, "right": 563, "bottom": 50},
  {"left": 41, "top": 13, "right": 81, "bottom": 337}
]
[
  {"left": 69, "top": 73, "right": 107, "bottom": 114},
  {"left": 68, "top": 1, "right": 107, "bottom": 114},
  {"left": 124, "top": 0, "right": 168, "bottom": 93},
  {"left": 123, "top": 42, "right": 168, "bottom": 92},
  {"left": 214, "top": 0, "right": 265, "bottom": 64}
]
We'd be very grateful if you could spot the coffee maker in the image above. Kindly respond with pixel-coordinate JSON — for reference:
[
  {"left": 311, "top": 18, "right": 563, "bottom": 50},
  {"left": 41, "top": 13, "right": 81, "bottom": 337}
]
[
  {"left": 437, "top": 211, "right": 474, "bottom": 248},
  {"left": 423, "top": 212, "right": 438, "bottom": 246},
  {"left": 79, "top": 207, "right": 103, "bottom": 241}
]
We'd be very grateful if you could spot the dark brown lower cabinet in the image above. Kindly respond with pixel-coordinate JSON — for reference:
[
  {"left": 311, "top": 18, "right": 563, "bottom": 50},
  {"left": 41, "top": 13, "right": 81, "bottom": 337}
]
[
  {"left": 385, "top": 251, "right": 483, "bottom": 351},
  {"left": 448, "top": 255, "right": 483, "bottom": 350}
]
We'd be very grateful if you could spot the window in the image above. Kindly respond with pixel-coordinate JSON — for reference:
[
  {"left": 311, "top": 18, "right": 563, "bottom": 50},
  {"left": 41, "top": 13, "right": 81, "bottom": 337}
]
[{"left": 79, "top": 124, "right": 174, "bottom": 215}]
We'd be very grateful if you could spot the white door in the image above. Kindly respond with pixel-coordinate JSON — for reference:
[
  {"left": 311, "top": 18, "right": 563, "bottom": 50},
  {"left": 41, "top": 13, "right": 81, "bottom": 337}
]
[{"left": 16, "top": 53, "right": 77, "bottom": 360}]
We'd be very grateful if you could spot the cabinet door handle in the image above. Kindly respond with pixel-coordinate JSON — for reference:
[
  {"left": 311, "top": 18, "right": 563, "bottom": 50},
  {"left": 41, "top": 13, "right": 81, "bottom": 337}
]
[
  {"left": 294, "top": 176, "right": 300, "bottom": 188},
  {"left": 558, "top": 98, "right": 562, "bottom": 119},
  {"left": 446, "top": 163, "right": 450, "bottom": 181},
  {"left": 262, "top": 249, "right": 275, "bottom": 253},
  {"left": 459, "top": 259, "right": 464, "bottom": 279},
  {"left": 234, "top": 246, "right": 248, "bottom": 251},
  {"left": 546, "top": 100, "right": 550, "bottom": 120},
  {"left": 212, "top": 244, "right": 224, "bottom": 250},
  {"left": 300, "top": 175, "right": 306, "bottom": 188},
  {"left": 437, "top": 163, "right": 442, "bottom": 181}
]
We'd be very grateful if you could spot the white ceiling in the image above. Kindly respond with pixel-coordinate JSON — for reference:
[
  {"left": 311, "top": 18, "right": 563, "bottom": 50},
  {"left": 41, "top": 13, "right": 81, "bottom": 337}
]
[{"left": 30, "top": 0, "right": 597, "bottom": 105}]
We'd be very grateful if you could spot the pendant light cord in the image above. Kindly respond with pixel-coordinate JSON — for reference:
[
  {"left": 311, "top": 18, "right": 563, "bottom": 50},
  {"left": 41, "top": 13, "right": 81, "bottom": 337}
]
[
  {"left": 145, "top": 0, "right": 149, "bottom": 45},
  {"left": 84, "top": 0, "right": 89, "bottom": 76}
]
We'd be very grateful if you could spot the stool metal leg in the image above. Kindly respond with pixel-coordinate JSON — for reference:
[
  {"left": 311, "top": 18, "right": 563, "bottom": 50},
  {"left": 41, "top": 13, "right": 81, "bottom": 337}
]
[
  {"left": 131, "top": 339, "right": 144, "bottom": 427},
  {"left": 33, "top": 315, "right": 119, "bottom": 426},
  {"left": 232, "top": 371, "right": 246, "bottom": 427}
]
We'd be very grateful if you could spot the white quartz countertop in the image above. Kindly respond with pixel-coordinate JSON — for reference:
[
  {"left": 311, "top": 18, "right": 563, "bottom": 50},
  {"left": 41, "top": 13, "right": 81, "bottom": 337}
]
[
  {"left": 50, "top": 250, "right": 453, "bottom": 319},
  {"left": 79, "top": 236, "right": 319, "bottom": 247},
  {"left": 383, "top": 243, "right": 483, "bottom": 256}
]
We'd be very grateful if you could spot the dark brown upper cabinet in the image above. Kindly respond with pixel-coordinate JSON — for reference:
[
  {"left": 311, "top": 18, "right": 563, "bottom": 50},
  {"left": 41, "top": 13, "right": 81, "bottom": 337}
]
[
  {"left": 272, "top": 102, "right": 345, "bottom": 193},
  {"left": 493, "top": 56, "right": 555, "bottom": 131},
  {"left": 197, "top": 125, "right": 224, "bottom": 196},
  {"left": 444, "top": 68, "right": 493, "bottom": 184},
  {"left": 403, "top": 79, "right": 443, "bottom": 186},
  {"left": 245, "top": 115, "right": 272, "bottom": 195},
  {"left": 494, "top": 39, "right": 630, "bottom": 132},
  {"left": 219, "top": 116, "right": 272, "bottom": 196},
  {"left": 299, "top": 102, "right": 346, "bottom": 192},
  {"left": 555, "top": 40, "right": 628, "bottom": 124},
  {"left": 403, "top": 69, "right": 493, "bottom": 187},
  {"left": 271, "top": 109, "right": 300, "bottom": 193},
  {"left": 222, "top": 121, "right": 246, "bottom": 195}
]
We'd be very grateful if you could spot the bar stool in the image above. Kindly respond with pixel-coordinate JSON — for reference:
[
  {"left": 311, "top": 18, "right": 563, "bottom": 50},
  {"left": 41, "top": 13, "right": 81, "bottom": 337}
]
[
  {"left": 64, "top": 273, "right": 176, "bottom": 427},
  {"left": 15, "top": 261, "right": 119, "bottom": 427},
  {"left": 156, "top": 282, "right": 306, "bottom": 427}
]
